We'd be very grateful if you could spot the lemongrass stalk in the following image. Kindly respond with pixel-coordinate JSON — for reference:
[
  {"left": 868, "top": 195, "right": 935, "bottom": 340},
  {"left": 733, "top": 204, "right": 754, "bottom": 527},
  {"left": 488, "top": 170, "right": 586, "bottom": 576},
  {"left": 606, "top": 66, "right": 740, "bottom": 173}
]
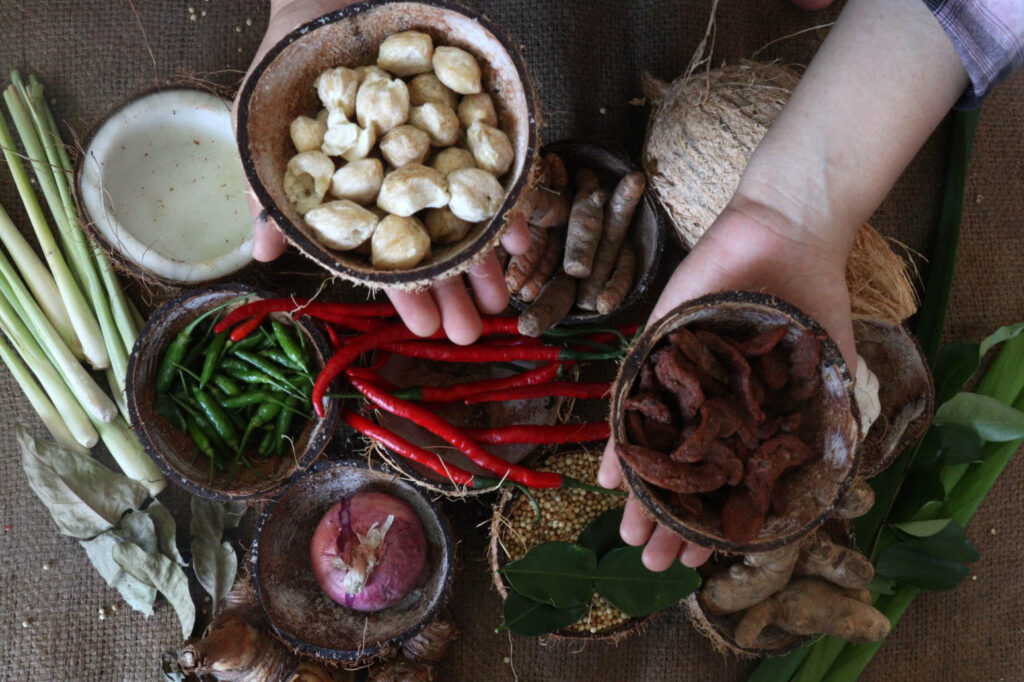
[
  {"left": 95, "top": 249, "right": 140, "bottom": 353},
  {"left": 93, "top": 416, "right": 166, "bottom": 496},
  {"left": 0, "top": 333, "right": 88, "bottom": 454},
  {"left": 0, "top": 305, "right": 96, "bottom": 448},
  {"left": 0, "top": 246, "right": 116, "bottom": 422},
  {"left": 14, "top": 74, "right": 138, "bottom": 358},
  {"left": 1, "top": 88, "right": 108, "bottom": 370},
  {"left": 105, "top": 365, "right": 129, "bottom": 421}
]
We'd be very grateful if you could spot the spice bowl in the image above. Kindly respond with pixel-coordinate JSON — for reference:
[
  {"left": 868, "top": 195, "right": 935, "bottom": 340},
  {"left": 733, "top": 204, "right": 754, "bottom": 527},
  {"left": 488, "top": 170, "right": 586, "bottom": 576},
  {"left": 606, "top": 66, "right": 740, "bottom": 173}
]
[
  {"left": 125, "top": 284, "right": 340, "bottom": 501},
  {"left": 610, "top": 291, "right": 860, "bottom": 554},
  {"left": 250, "top": 459, "right": 455, "bottom": 663},
  {"left": 508, "top": 139, "right": 666, "bottom": 325},
  {"left": 236, "top": 0, "right": 539, "bottom": 291}
]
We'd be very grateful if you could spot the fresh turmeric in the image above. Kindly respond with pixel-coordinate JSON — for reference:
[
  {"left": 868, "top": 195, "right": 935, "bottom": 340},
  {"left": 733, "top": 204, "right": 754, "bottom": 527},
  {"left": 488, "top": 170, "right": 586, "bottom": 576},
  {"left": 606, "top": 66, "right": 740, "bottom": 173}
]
[
  {"left": 595, "top": 241, "right": 636, "bottom": 314},
  {"left": 518, "top": 271, "right": 578, "bottom": 337},
  {"left": 504, "top": 224, "right": 549, "bottom": 293},
  {"left": 563, "top": 187, "right": 607, "bottom": 278},
  {"left": 793, "top": 528, "right": 875, "bottom": 589},
  {"left": 519, "top": 226, "right": 565, "bottom": 302},
  {"left": 699, "top": 544, "right": 800, "bottom": 615},
  {"left": 577, "top": 171, "right": 645, "bottom": 309}
]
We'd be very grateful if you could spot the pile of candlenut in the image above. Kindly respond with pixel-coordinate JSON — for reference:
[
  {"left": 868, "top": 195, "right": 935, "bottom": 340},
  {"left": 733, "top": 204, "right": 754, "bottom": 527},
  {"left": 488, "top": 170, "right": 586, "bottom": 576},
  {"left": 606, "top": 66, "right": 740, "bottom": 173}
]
[{"left": 283, "top": 30, "right": 514, "bottom": 270}]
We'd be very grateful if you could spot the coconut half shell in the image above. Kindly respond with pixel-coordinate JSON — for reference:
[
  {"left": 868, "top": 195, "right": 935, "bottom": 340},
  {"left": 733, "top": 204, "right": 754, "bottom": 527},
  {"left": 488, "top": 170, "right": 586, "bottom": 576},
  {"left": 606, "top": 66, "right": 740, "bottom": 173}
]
[
  {"left": 854, "top": 319, "right": 935, "bottom": 477},
  {"left": 237, "top": 0, "right": 539, "bottom": 291},
  {"left": 610, "top": 291, "right": 860, "bottom": 554}
]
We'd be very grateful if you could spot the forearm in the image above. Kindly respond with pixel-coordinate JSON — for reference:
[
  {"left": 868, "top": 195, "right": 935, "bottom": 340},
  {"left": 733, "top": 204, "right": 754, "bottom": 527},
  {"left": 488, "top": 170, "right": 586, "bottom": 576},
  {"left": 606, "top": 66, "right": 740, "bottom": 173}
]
[{"left": 735, "top": 0, "right": 968, "bottom": 258}]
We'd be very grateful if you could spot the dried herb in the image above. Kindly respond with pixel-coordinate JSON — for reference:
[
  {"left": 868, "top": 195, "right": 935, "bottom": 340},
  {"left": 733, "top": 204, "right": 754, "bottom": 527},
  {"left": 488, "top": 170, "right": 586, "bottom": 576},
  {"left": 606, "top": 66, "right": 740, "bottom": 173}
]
[{"left": 190, "top": 497, "right": 247, "bottom": 609}]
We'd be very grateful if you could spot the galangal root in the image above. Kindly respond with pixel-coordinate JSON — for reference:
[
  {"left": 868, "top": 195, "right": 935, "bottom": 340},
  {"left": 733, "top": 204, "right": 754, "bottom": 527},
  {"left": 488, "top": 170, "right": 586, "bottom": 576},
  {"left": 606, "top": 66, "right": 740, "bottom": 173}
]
[{"left": 618, "top": 323, "right": 825, "bottom": 543}]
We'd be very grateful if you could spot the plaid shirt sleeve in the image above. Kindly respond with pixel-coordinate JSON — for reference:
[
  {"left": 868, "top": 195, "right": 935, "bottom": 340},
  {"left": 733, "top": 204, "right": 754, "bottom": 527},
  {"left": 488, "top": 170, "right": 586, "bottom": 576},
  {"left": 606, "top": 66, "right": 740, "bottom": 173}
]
[{"left": 923, "top": 0, "right": 1024, "bottom": 107}]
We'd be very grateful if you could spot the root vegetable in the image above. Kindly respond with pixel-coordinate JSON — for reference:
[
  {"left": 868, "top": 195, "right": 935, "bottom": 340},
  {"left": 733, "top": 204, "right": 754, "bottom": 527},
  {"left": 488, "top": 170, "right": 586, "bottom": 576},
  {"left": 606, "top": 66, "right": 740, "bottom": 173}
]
[
  {"left": 331, "top": 158, "right": 384, "bottom": 204},
  {"left": 290, "top": 114, "right": 327, "bottom": 153},
  {"left": 524, "top": 185, "right": 570, "bottom": 228},
  {"left": 447, "top": 168, "right": 503, "bottom": 222},
  {"left": 304, "top": 200, "right": 380, "bottom": 251},
  {"left": 356, "top": 75, "right": 410, "bottom": 134},
  {"left": 402, "top": 616, "right": 457, "bottom": 663},
  {"left": 409, "top": 103, "right": 460, "bottom": 147},
  {"left": 834, "top": 477, "right": 875, "bottom": 519},
  {"left": 595, "top": 241, "right": 635, "bottom": 314},
  {"left": 504, "top": 224, "right": 549, "bottom": 293},
  {"left": 563, "top": 187, "right": 607, "bottom": 278},
  {"left": 575, "top": 168, "right": 600, "bottom": 194},
  {"left": 424, "top": 208, "right": 473, "bottom": 245},
  {"left": 457, "top": 92, "right": 497, "bottom": 128},
  {"left": 699, "top": 544, "right": 800, "bottom": 615},
  {"left": 577, "top": 171, "right": 645, "bottom": 309},
  {"left": 794, "top": 528, "right": 875, "bottom": 589},
  {"left": 408, "top": 73, "right": 459, "bottom": 109},
  {"left": 517, "top": 271, "right": 577, "bottom": 337},
  {"left": 315, "top": 66, "right": 359, "bottom": 118},
  {"left": 431, "top": 147, "right": 476, "bottom": 177},
  {"left": 733, "top": 577, "right": 890, "bottom": 648},
  {"left": 518, "top": 226, "right": 564, "bottom": 302},
  {"left": 432, "top": 46, "right": 482, "bottom": 95},
  {"left": 371, "top": 215, "right": 432, "bottom": 270},
  {"left": 380, "top": 125, "right": 431, "bottom": 168},
  {"left": 376, "top": 165, "right": 449, "bottom": 217},
  {"left": 284, "top": 150, "right": 334, "bottom": 214},
  {"left": 377, "top": 30, "right": 434, "bottom": 77},
  {"left": 310, "top": 492, "right": 428, "bottom": 612},
  {"left": 466, "top": 122, "right": 514, "bottom": 175},
  {"left": 543, "top": 153, "right": 568, "bottom": 193}
]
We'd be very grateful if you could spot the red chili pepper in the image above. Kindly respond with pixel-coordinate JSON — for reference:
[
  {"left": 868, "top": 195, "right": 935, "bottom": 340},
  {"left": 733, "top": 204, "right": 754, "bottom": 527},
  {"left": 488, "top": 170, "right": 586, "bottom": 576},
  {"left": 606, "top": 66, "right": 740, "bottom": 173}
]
[
  {"left": 368, "top": 351, "right": 391, "bottom": 371},
  {"left": 305, "top": 312, "right": 389, "bottom": 332},
  {"left": 215, "top": 298, "right": 307, "bottom": 333},
  {"left": 463, "top": 421, "right": 610, "bottom": 444},
  {"left": 346, "top": 374, "right": 564, "bottom": 488},
  {"left": 464, "top": 381, "right": 611, "bottom": 404},
  {"left": 380, "top": 341, "right": 618, "bottom": 364},
  {"left": 325, "top": 324, "right": 342, "bottom": 351},
  {"left": 418, "top": 362, "right": 562, "bottom": 401},
  {"left": 228, "top": 314, "right": 266, "bottom": 342},
  {"left": 346, "top": 365, "right": 400, "bottom": 392},
  {"left": 214, "top": 298, "right": 396, "bottom": 334}
]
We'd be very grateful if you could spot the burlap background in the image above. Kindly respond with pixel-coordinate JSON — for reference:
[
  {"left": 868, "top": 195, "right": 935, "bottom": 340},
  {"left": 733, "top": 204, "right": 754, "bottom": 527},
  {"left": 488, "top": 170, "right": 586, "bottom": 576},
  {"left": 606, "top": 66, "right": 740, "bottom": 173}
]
[{"left": 0, "top": 1, "right": 1021, "bottom": 680}]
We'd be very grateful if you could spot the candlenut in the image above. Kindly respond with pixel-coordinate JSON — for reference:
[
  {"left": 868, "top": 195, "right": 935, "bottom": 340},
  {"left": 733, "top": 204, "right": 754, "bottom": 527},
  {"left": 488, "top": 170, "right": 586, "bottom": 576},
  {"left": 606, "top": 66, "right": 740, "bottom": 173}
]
[
  {"left": 289, "top": 115, "right": 326, "bottom": 153},
  {"left": 284, "top": 150, "right": 334, "bottom": 214},
  {"left": 466, "top": 122, "right": 514, "bottom": 175},
  {"left": 379, "top": 125, "right": 431, "bottom": 168},
  {"left": 447, "top": 168, "right": 503, "bottom": 222},
  {"left": 376, "top": 164, "right": 450, "bottom": 217},
  {"left": 431, "top": 147, "right": 476, "bottom": 177},
  {"left": 377, "top": 31, "right": 434, "bottom": 77},
  {"left": 408, "top": 73, "right": 459, "bottom": 109},
  {"left": 372, "top": 215, "right": 431, "bottom": 270},
  {"left": 409, "top": 103, "right": 460, "bottom": 147},
  {"left": 304, "top": 200, "right": 380, "bottom": 250},
  {"left": 355, "top": 76, "right": 409, "bottom": 134},
  {"left": 330, "top": 158, "right": 384, "bottom": 205},
  {"left": 432, "top": 46, "right": 482, "bottom": 95}
]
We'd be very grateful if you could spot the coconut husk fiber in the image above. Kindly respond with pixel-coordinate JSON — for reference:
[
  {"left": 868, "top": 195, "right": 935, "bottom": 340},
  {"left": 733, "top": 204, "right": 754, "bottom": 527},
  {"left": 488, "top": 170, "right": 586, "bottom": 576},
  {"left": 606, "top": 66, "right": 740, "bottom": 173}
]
[{"left": 1, "top": 1, "right": 1022, "bottom": 681}]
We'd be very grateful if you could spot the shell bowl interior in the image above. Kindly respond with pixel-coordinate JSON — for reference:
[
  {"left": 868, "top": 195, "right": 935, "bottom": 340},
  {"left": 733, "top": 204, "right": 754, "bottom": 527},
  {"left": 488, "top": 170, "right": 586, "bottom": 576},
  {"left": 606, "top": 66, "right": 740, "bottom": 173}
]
[
  {"left": 251, "top": 459, "right": 455, "bottom": 661},
  {"left": 125, "top": 284, "right": 339, "bottom": 501},
  {"left": 237, "top": 0, "right": 538, "bottom": 289},
  {"left": 611, "top": 291, "right": 860, "bottom": 554}
]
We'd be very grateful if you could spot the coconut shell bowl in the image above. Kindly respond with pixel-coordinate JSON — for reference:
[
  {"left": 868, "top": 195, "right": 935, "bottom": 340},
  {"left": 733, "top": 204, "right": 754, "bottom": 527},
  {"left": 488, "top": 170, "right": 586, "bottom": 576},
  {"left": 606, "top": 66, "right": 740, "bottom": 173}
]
[
  {"left": 125, "top": 284, "right": 340, "bottom": 501},
  {"left": 609, "top": 291, "right": 861, "bottom": 555},
  {"left": 236, "top": 0, "right": 539, "bottom": 291},
  {"left": 250, "top": 459, "right": 455, "bottom": 662}
]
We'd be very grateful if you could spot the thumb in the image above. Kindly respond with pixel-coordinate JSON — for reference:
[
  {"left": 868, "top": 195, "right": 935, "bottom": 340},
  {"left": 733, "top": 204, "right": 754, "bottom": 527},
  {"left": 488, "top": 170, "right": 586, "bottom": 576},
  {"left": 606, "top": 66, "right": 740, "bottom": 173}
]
[{"left": 247, "top": 191, "right": 288, "bottom": 262}]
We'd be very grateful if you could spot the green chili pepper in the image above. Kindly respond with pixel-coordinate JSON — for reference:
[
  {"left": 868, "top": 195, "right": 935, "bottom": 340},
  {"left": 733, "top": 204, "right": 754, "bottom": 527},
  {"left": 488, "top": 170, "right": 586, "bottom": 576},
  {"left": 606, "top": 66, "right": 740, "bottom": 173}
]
[
  {"left": 261, "top": 349, "right": 302, "bottom": 371},
  {"left": 222, "top": 391, "right": 275, "bottom": 409},
  {"left": 199, "top": 330, "right": 230, "bottom": 388},
  {"left": 272, "top": 319, "right": 308, "bottom": 371},
  {"left": 238, "top": 401, "right": 282, "bottom": 453},
  {"left": 258, "top": 427, "right": 276, "bottom": 457},
  {"left": 156, "top": 299, "right": 237, "bottom": 392},
  {"left": 271, "top": 396, "right": 301, "bottom": 456},
  {"left": 211, "top": 374, "right": 241, "bottom": 396},
  {"left": 194, "top": 389, "right": 240, "bottom": 450}
]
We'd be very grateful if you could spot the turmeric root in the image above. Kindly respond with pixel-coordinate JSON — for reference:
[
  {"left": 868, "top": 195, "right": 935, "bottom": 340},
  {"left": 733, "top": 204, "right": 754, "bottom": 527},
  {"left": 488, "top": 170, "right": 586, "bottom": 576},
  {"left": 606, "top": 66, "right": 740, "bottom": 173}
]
[
  {"left": 504, "top": 224, "right": 549, "bottom": 293},
  {"left": 699, "top": 544, "right": 800, "bottom": 615},
  {"left": 733, "top": 577, "right": 890, "bottom": 649},
  {"left": 563, "top": 187, "right": 607, "bottom": 278},
  {"left": 833, "top": 477, "right": 875, "bottom": 519},
  {"left": 595, "top": 240, "right": 636, "bottom": 314},
  {"left": 576, "top": 167, "right": 600, "bottom": 194},
  {"left": 544, "top": 152, "right": 569, "bottom": 193},
  {"left": 518, "top": 271, "right": 577, "bottom": 337},
  {"left": 794, "top": 528, "right": 875, "bottom": 589},
  {"left": 518, "top": 226, "right": 565, "bottom": 302},
  {"left": 525, "top": 185, "right": 570, "bottom": 227},
  {"left": 576, "top": 171, "right": 645, "bottom": 309}
]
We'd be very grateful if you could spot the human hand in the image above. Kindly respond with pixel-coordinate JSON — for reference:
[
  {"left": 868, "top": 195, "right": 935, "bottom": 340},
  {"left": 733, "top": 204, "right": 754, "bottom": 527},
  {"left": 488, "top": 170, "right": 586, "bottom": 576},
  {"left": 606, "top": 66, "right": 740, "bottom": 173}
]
[
  {"left": 597, "top": 197, "right": 856, "bottom": 572},
  {"left": 235, "top": 0, "right": 530, "bottom": 345}
]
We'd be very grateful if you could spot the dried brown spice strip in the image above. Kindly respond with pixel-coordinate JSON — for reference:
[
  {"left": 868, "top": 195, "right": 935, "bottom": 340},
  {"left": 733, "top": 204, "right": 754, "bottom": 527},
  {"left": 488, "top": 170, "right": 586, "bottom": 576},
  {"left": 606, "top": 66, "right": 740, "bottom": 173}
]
[
  {"left": 637, "top": 362, "right": 657, "bottom": 393},
  {"left": 695, "top": 330, "right": 765, "bottom": 424},
  {"left": 759, "top": 346, "right": 790, "bottom": 391},
  {"left": 626, "top": 411, "right": 649, "bottom": 447},
  {"left": 624, "top": 392, "right": 673, "bottom": 424},
  {"left": 744, "top": 434, "right": 818, "bottom": 512},
  {"left": 644, "top": 419, "right": 680, "bottom": 452},
  {"left": 617, "top": 442, "right": 728, "bottom": 494},
  {"left": 652, "top": 346, "right": 705, "bottom": 421},
  {"left": 729, "top": 325, "right": 787, "bottom": 357},
  {"left": 670, "top": 328, "right": 730, "bottom": 385},
  {"left": 723, "top": 487, "right": 766, "bottom": 543},
  {"left": 671, "top": 397, "right": 741, "bottom": 463},
  {"left": 670, "top": 492, "right": 704, "bottom": 517},
  {"left": 788, "top": 330, "right": 822, "bottom": 402},
  {"left": 704, "top": 439, "right": 744, "bottom": 486}
]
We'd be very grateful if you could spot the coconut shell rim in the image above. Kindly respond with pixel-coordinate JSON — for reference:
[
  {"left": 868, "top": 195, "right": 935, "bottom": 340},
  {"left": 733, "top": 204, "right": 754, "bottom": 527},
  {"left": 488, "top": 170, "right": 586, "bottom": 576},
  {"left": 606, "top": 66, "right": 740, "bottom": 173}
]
[
  {"left": 249, "top": 457, "right": 456, "bottom": 662},
  {"left": 236, "top": 0, "right": 540, "bottom": 292},
  {"left": 611, "top": 290, "right": 861, "bottom": 554},
  {"left": 125, "top": 283, "right": 340, "bottom": 502}
]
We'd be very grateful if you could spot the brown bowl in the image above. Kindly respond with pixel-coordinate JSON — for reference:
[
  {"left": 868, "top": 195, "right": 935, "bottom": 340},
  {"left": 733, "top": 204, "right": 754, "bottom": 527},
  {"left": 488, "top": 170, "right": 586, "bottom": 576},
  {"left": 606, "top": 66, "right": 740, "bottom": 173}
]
[
  {"left": 610, "top": 291, "right": 860, "bottom": 554},
  {"left": 250, "top": 458, "right": 455, "bottom": 662},
  {"left": 508, "top": 140, "right": 666, "bottom": 325},
  {"left": 236, "top": 0, "right": 539, "bottom": 291},
  {"left": 853, "top": 319, "right": 934, "bottom": 478},
  {"left": 125, "top": 284, "right": 340, "bottom": 501}
]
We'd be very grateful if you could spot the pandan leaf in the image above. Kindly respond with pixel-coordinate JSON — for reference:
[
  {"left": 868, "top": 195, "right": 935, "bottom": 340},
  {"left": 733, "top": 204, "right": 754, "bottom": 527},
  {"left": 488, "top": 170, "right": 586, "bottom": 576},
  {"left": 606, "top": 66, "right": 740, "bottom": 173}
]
[
  {"left": 501, "top": 542, "right": 597, "bottom": 609},
  {"left": 593, "top": 546, "right": 701, "bottom": 617},
  {"left": 113, "top": 540, "right": 196, "bottom": 637},
  {"left": 17, "top": 425, "right": 149, "bottom": 539},
  {"left": 934, "top": 392, "right": 1024, "bottom": 442},
  {"left": 80, "top": 532, "right": 157, "bottom": 616},
  {"left": 576, "top": 507, "right": 625, "bottom": 558},
  {"left": 497, "top": 591, "right": 587, "bottom": 637},
  {"left": 978, "top": 322, "right": 1024, "bottom": 357},
  {"left": 190, "top": 498, "right": 247, "bottom": 609},
  {"left": 875, "top": 542, "right": 968, "bottom": 591}
]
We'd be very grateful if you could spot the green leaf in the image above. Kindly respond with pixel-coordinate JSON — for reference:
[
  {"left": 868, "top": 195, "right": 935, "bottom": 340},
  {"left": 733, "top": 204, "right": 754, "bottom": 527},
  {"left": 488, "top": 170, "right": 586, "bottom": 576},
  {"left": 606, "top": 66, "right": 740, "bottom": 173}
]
[
  {"left": 17, "top": 425, "right": 149, "bottom": 539},
  {"left": 937, "top": 423, "right": 984, "bottom": 464},
  {"left": 893, "top": 519, "right": 979, "bottom": 563},
  {"left": 978, "top": 322, "right": 1024, "bottom": 358},
  {"left": 934, "top": 342, "right": 981, "bottom": 405},
  {"left": 80, "top": 532, "right": 157, "bottom": 616},
  {"left": 501, "top": 542, "right": 597, "bottom": 609},
  {"left": 498, "top": 591, "right": 586, "bottom": 637},
  {"left": 889, "top": 468, "right": 946, "bottom": 523},
  {"left": 146, "top": 502, "right": 187, "bottom": 566},
  {"left": 934, "top": 392, "right": 1024, "bottom": 442},
  {"left": 113, "top": 540, "right": 196, "bottom": 638},
  {"left": 593, "top": 546, "right": 702, "bottom": 617},
  {"left": 576, "top": 507, "right": 625, "bottom": 558},
  {"left": 875, "top": 542, "right": 969, "bottom": 591},
  {"left": 190, "top": 498, "right": 246, "bottom": 609}
]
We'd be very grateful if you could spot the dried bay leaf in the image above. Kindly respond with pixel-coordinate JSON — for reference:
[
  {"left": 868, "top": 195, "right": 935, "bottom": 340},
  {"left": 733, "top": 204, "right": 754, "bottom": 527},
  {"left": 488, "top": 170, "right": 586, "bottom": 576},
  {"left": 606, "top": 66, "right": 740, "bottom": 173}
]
[
  {"left": 113, "top": 541, "right": 196, "bottom": 637},
  {"left": 16, "top": 425, "right": 149, "bottom": 538},
  {"left": 190, "top": 498, "right": 247, "bottom": 608},
  {"left": 80, "top": 532, "right": 157, "bottom": 616},
  {"left": 117, "top": 510, "right": 159, "bottom": 554},
  {"left": 146, "top": 501, "right": 187, "bottom": 566}
]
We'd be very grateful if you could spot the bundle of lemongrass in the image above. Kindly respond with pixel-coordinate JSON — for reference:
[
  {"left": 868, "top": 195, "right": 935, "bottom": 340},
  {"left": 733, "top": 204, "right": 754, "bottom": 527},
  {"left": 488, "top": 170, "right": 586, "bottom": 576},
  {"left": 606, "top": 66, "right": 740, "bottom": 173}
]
[{"left": 0, "top": 70, "right": 164, "bottom": 495}]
